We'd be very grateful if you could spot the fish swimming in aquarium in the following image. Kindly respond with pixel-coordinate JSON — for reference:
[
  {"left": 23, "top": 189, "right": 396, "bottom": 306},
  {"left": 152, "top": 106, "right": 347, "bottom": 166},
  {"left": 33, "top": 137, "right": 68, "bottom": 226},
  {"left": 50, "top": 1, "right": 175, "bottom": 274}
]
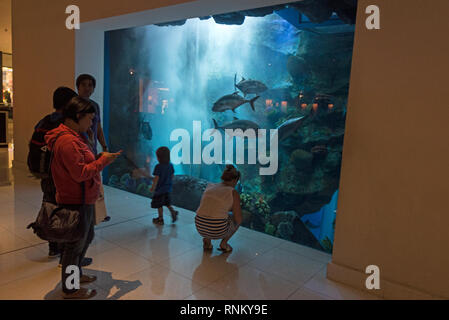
[
  {"left": 141, "top": 121, "right": 153, "bottom": 140},
  {"left": 276, "top": 116, "right": 306, "bottom": 142},
  {"left": 235, "top": 74, "right": 268, "bottom": 97},
  {"left": 212, "top": 92, "right": 259, "bottom": 113},
  {"left": 213, "top": 118, "right": 260, "bottom": 132}
]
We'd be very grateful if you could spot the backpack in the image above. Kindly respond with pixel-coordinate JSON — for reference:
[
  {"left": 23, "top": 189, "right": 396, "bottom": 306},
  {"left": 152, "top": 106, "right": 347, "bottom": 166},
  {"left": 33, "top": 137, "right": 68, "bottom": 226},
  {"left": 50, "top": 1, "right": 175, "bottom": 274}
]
[{"left": 27, "top": 115, "right": 61, "bottom": 179}]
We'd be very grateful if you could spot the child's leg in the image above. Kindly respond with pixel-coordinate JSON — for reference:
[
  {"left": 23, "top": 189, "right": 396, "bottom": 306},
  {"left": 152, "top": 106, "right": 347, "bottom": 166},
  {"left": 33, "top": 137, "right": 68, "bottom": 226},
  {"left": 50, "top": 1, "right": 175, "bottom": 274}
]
[
  {"left": 158, "top": 207, "right": 163, "bottom": 219},
  {"left": 166, "top": 205, "right": 178, "bottom": 222},
  {"left": 152, "top": 207, "right": 164, "bottom": 225}
]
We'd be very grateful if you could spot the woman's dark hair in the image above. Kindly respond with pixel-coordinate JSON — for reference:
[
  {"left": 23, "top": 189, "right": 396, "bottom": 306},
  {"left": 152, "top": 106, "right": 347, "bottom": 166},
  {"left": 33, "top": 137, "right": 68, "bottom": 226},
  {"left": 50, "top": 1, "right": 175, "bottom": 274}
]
[
  {"left": 76, "top": 74, "right": 96, "bottom": 89},
  {"left": 156, "top": 146, "right": 170, "bottom": 164},
  {"left": 53, "top": 87, "right": 77, "bottom": 110},
  {"left": 221, "top": 164, "right": 241, "bottom": 182},
  {"left": 63, "top": 96, "right": 96, "bottom": 123}
]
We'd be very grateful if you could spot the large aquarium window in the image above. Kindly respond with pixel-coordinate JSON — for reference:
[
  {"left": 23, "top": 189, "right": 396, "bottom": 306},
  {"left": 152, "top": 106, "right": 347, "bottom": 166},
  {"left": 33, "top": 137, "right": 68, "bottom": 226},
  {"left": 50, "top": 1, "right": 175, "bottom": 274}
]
[{"left": 104, "top": 2, "right": 357, "bottom": 253}]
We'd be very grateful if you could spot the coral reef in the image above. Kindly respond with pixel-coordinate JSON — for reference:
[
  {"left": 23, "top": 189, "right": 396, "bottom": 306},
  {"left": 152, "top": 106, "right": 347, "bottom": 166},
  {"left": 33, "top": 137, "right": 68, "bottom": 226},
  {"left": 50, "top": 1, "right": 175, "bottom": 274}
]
[
  {"left": 239, "top": 192, "right": 271, "bottom": 232},
  {"left": 171, "top": 175, "right": 209, "bottom": 212}
]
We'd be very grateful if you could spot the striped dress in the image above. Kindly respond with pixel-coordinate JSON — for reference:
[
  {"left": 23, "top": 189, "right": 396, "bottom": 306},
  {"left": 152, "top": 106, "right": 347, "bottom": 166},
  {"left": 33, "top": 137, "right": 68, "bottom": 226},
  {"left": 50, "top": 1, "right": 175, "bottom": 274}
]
[{"left": 195, "top": 183, "right": 234, "bottom": 239}]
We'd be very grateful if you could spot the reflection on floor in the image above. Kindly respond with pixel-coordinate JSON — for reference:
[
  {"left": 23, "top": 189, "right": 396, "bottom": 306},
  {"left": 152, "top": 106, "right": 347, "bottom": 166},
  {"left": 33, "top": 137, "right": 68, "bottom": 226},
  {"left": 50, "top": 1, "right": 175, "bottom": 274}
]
[{"left": 0, "top": 166, "right": 380, "bottom": 300}]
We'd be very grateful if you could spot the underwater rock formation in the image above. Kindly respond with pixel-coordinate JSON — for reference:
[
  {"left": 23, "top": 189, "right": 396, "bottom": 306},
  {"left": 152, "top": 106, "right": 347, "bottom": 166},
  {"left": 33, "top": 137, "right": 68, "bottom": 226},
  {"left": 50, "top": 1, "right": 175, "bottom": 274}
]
[
  {"left": 290, "top": 149, "right": 314, "bottom": 170},
  {"left": 270, "top": 211, "right": 324, "bottom": 250},
  {"left": 154, "top": 1, "right": 358, "bottom": 27},
  {"left": 239, "top": 193, "right": 271, "bottom": 232},
  {"left": 290, "top": 30, "right": 355, "bottom": 95},
  {"left": 171, "top": 175, "right": 209, "bottom": 212},
  {"left": 329, "top": 0, "right": 358, "bottom": 24},
  {"left": 290, "top": 0, "right": 333, "bottom": 23},
  {"left": 155, "top": 19, "right": 187, "bottom": 27},
  {"left": 212, "top": 12, "right": 246, "bottom": 25}
]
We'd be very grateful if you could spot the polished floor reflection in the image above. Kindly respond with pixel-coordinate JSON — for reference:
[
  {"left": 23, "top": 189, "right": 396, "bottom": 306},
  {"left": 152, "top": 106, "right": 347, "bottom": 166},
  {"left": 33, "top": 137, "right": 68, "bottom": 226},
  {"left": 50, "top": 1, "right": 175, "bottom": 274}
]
[{"left": 0, "top": 166, "right": 379, "bottom": 300}]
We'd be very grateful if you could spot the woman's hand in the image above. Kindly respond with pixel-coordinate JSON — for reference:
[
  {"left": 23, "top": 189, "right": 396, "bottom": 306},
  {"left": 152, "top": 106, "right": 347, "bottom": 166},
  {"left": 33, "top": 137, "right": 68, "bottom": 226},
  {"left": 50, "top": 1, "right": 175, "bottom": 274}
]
[{"left": 101, "top": 150, "right": 122, "bottom": 165}]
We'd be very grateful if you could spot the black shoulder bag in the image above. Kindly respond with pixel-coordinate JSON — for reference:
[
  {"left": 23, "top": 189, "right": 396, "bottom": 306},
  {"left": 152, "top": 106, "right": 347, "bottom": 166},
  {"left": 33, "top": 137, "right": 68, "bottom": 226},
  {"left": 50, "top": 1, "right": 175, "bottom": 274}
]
[{"left": 27, "top": 133, "right": 86, "bottom": 243}]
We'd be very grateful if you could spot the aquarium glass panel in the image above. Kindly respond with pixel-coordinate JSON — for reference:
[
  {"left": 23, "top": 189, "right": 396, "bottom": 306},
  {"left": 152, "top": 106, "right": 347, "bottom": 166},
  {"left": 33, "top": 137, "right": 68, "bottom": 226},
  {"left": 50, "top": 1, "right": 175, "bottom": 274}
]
[{"left": 104, "top": 2, "right": 357, "bottom": 252}]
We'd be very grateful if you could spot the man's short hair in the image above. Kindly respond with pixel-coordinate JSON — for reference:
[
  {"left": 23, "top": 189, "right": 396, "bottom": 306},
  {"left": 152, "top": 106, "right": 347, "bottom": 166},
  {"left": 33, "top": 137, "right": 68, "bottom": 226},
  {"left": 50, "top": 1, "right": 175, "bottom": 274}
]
[
  {"left": 53, "top": 87, "right": 78, "bottom": 110},
  {"left": 76, "top": 74, "right": 96, "bottom": 89}
]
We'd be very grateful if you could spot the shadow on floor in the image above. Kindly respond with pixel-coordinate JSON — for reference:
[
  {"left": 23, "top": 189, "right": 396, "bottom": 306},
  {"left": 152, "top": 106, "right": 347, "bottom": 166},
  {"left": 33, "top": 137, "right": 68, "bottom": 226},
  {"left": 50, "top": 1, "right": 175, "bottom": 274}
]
[{"left": 43, "top": 269, "right": 142, "bottom": 300}]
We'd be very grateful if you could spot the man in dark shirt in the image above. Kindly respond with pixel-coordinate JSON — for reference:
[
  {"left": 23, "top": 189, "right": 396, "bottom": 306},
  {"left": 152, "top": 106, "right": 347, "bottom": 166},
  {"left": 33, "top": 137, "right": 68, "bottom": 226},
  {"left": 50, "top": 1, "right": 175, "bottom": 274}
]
[{"left": 33, "top": 87, "right": 77, "bottom": 257}]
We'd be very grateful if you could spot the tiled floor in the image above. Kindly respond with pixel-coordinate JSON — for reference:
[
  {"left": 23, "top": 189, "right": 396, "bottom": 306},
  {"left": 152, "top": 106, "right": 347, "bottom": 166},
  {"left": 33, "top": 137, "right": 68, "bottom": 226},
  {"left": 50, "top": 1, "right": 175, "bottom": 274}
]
[{"left": 0, "top": 162, "right": 380, "bottom": 300}]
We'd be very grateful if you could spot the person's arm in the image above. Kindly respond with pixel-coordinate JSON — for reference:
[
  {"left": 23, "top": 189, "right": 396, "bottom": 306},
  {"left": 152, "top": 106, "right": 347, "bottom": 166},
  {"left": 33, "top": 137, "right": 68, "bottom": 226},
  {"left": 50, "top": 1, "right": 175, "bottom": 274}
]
[
  {"left": 231, "top": 189, "right": 242, "bottom": 225},
  {"left": 97, "top": 122, "right": 108, "bottom": 152},
  {"left": 150, "top": 176, "right": 159, "bottom": 193},
  {"left": 58, "top": 141, "right": 118, "bottom": 183}
]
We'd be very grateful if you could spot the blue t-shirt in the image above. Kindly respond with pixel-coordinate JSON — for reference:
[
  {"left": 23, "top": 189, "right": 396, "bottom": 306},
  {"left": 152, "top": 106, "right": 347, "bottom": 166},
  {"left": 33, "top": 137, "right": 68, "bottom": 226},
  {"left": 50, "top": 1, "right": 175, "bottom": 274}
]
[{"left": 153, "top": 163, "right": 175, "bottom": 195}]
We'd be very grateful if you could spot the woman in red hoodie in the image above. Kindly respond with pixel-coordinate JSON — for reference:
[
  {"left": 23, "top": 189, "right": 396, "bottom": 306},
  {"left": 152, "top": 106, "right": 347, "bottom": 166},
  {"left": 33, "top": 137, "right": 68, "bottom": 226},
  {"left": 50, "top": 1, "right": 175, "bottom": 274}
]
[{"left": 46, "top": 96, "right": 121, "bottom": 299}]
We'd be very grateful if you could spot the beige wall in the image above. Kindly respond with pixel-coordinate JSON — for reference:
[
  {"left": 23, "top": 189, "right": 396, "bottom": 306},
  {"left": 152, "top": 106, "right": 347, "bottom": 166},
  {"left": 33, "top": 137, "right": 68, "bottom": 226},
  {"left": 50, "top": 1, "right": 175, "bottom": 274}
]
[
  {"left": 332, "top": 0, "right": 449, "bottom": 298},
  {"left": 11, "top": 0, "right": 192, "bottom": 163},
  {"left": 0, "top": 0, "right": 11, "bottom": 53},
  {"left": 11, "top": 0, "right": 449, "bottom": 298}
]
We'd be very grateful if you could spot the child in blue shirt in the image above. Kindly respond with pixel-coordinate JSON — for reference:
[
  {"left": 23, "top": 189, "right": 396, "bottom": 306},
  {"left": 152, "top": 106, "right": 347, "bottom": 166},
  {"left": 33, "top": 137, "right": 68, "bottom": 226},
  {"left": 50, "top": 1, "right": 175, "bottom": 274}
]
[{"left": 150, "top": 146, "right": 178, "bottom": 225}]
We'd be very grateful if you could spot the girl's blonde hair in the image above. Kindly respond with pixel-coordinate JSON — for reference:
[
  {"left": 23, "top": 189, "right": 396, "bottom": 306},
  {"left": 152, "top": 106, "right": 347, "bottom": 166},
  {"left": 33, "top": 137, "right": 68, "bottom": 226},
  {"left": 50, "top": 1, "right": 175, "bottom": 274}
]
[{"left": 221, "top": 164, "right": 241, "bottom": 182}]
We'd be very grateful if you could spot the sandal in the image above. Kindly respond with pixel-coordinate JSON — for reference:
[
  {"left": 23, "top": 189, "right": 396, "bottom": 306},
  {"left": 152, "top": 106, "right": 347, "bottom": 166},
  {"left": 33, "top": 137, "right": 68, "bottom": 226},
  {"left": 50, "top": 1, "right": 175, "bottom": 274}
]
[
  {"left": 218, "top": 243, "right": 233, "bottom": 253},
  {"left": 80, "top": 275, "right": 97, "bottom": 283},
  {"left": 171, "top": 210, "right": 179, "bottom": 223},
  {"left": 63, "top": 287, "right": 97, "bottom": 299},
  {"left": 152, "top": 217, "right": 164, "bottom": 225}
]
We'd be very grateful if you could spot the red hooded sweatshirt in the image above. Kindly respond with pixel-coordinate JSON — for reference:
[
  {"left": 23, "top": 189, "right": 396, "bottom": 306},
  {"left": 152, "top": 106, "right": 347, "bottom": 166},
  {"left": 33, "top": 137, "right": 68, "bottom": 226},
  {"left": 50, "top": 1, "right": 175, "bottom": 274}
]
[{"left": 45, "top": 124, "right": 109, "bottom": 205}]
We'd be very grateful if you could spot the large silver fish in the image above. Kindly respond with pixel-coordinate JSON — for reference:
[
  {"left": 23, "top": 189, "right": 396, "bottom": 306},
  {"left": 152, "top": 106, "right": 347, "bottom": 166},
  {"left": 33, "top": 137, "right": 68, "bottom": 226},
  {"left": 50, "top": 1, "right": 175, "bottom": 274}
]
[
  {"left": 235, "top": 74, "right": 268, "bottom": 97},
  {"left": 213, "top": 117, "right": 260, "bottom": 132},
  {"left": 212, "top": 92, "right": 259, "bottom": 113},
  {"left": 277, "top": 116, "right": 306, "bottom": 141}
]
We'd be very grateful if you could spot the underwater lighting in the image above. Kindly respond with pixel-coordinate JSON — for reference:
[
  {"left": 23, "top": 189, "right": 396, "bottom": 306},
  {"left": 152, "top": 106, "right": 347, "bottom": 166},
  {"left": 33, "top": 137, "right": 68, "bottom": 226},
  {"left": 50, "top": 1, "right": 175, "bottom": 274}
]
[
  {"left": 281, "top": 101, "right": 288, "bottom": 113},
  {"left": 313, "top": 103, "right": 318, "bottom": 111},
  {"left": 328, "top": 104, "right": 334, "bottom": 109},
  {"left": 265, "top": 99, "right": 273, "bottom": 107},
  {"left": 301, "top": 103, "right": 307, "bottom": 109}
]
